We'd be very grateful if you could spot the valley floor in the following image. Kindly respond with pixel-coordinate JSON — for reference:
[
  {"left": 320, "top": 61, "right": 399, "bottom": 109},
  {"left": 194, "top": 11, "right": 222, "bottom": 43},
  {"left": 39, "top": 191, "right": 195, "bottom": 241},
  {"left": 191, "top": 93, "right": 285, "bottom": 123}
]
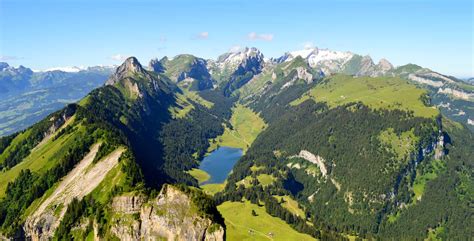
[
  {"left": 207, "top": 104, "right": 267, "bottom": 153},
  {"left": 218, "top": 200, "right": 315, "bottom": 241}
]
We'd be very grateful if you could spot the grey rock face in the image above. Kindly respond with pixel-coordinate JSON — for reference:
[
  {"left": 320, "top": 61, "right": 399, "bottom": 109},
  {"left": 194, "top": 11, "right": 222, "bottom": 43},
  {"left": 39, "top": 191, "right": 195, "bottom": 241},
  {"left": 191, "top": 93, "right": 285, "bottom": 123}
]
[
  {"left": 106, "top": 57, "right": 148, "bottom": 86},
  {"left": 217, "top": 47, "right": 265, "bottom": 95},
  {"left": 148, "top": 58, "right": 165, "bottom": 73},
  {"left": 177, "top": 57, "right": 213, "bottom": 90},
  {"left": 341, "top": 55, "right": 394, "bottom": 77},
  {"left": 377, "top": 58, "right": 394, "bottom": 72},
  {"left": 357, "top": 55, "right": 376, "bottom": 76},
  {"left": 294, "top": 67, "right": 314, "bottom": 84},
  {"left": 109, "top": 185, "right": 224, "bottom": 241},
  {"left": 0, "top": 63, "right": 34, "bottom": 93}
]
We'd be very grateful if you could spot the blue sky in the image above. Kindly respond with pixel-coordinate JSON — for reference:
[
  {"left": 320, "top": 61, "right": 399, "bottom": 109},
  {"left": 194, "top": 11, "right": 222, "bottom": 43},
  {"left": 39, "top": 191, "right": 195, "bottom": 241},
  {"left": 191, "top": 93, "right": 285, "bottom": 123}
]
[{"left": 0, "top": 0, "right": 472, "bottom": 77}]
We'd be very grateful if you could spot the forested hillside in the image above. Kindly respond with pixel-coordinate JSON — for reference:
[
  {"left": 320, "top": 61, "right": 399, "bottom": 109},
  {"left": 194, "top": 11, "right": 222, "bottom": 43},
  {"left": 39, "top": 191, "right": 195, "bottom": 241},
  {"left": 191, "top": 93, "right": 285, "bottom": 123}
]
[
  {"left": 0, "top": 49, "right": 472, "bottom": 240},
  {"left": 0, "top": 57, "right": 228, "bottom": 240},
  {"left": 215, "top": 73, "right": 473, "bottom": 240}
]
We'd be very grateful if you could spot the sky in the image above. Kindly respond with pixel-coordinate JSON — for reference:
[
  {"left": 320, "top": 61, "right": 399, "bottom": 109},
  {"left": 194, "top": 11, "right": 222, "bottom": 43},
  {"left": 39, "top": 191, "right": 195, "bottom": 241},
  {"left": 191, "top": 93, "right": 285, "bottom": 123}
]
[{"left": 0, "top": 0, "right": 473, "bottom": 77}]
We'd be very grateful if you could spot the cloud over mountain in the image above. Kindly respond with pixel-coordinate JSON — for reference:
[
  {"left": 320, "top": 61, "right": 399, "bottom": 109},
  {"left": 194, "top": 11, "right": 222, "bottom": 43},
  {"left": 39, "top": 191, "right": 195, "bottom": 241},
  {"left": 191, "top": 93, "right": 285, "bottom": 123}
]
[{"left": 247, "top": 32, "right": 273, "bottom": 41}]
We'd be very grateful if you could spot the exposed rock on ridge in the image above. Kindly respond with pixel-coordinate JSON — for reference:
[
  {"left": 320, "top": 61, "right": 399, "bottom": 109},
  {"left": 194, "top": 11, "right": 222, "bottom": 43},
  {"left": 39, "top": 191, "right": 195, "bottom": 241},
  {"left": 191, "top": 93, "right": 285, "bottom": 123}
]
[
  {"left": 108, "top": 185, "right": 224, "bottom": 241},
  {"left": 106, "top": 57, "right": 150, "bottom": 86},
  {"left": 148, "top": 58, "right": 165, "bottom": 73}
]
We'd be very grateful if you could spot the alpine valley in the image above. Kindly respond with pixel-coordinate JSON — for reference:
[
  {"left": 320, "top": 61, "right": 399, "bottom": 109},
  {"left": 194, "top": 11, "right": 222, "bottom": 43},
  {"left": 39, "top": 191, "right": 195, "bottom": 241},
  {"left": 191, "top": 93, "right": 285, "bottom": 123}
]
[{"left": 0, "top": 46, "right": 472, "bottom": 240}]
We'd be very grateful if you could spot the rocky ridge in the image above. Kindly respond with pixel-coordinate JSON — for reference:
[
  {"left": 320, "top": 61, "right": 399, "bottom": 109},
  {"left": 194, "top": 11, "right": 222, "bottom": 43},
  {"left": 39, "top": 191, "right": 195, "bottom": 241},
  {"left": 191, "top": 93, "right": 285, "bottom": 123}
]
[{"left": 108, "top": 185, "right": 224, "bottom": 241}]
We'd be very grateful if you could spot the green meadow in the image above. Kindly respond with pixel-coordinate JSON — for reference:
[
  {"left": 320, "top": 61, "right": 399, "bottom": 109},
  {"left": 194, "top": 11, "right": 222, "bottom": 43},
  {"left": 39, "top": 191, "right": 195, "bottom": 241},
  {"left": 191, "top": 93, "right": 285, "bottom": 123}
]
[
  {"left": 187, "top": 168, "right": 210, "bottom": 184},
  {"left": 0, "top": 123, "right": 86, "bottom": 197},
  {"left": 208, "top": 104, "right": 267, "bottom": 152},
  {"left": 218, "top": 200, "right": 315, "bottom": 241},
  {"left": 292, "top": 74, "right": 439, "bottom": 118}
]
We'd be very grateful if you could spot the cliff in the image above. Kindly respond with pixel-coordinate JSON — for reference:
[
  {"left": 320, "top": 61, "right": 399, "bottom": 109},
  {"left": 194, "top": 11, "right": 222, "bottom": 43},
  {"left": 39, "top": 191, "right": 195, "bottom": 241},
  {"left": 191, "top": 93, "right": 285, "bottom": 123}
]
[{"left": 108, "top": 185, "right": 224, "bottom": 241}]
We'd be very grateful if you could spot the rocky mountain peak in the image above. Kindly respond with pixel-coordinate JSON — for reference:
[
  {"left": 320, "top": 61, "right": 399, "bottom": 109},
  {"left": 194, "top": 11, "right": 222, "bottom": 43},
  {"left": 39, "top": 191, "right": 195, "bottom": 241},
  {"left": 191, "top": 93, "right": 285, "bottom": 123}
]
[
  {"left": 106, "top": 57, "right": 147, "bottom": 85},
  {"left": 122, "top": 57, "right": 145, "bottom": 73},
  {"left": 158, "top": 54, "right": 213, "bottom": 90},
  {"left": 148, "top": 58, "right": 165, "bottom": 73},
  {"left": 0, "top": 62, "right": 9, "bottom": 71},
  {"left": 281, "top": 47, "right": 354, "bottom": 75},
  {"left": 377, "top": 58, "right": 394, "bottom": 71},
  {"left": 216, "top": 47, "right": 264, "bottom": 67},
  {"left": 0, "top": 63, "right": 34, "bottom": 76},
  {"left": 361, "top": 55, "right": 375, "bottom": 64}
]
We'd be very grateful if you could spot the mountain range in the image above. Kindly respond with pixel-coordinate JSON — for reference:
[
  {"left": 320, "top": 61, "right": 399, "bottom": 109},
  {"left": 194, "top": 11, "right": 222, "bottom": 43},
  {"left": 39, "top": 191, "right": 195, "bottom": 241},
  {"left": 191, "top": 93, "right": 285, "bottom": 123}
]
[
  {"left": 0, "top": 46, "right": 472, "bottom": 240},
  {"left": 0, "top": 63, "right": 114, "bottom": 136}
]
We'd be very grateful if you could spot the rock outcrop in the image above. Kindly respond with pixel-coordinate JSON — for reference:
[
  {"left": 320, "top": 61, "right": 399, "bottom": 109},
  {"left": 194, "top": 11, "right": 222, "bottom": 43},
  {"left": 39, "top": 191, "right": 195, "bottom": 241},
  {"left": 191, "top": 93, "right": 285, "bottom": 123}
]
[
  {"left": 216, "top": 47, "right": 265, "bottom": 95},
  {"left": 104, "top": 57, "right": 174, "bottom": 101},
  {"left": 376, "top": 58, "right": 394, "bottom": 72},
  {"left": 108, "top": 185, "right": 224, "bottom": 241},
  {"left": 215, "top": 47, "right": 264, "bottom": 73},
  {"left": 106, "top": 57, "right": 151, "bottom": 86},
  {"left": 159, "top": 55, "right": 213, "bottom": 90},
  {"left": 294, "top": 67, "right": 314, "bottom": 84},
  {"left": 148, "top": 58, "right": 165, "bottom": 73},
  {"left": 290, "top": 150, "right": 328, "bottom": 177},
  {"left": 438, "top": 87, "right": 474, "bottom": 101}
]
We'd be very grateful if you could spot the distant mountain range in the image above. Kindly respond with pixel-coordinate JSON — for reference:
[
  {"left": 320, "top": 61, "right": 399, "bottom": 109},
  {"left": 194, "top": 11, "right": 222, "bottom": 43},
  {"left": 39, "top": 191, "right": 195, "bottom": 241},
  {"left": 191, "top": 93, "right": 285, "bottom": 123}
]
[
  {"left": 0, "top": 63, "right": 115, "bottom": 96},
  {"left": 0, "top": 63, "right": 114, "bottom": 135},
  {"left": 1, "top": 47, "right": 473, "bottom": 136},
  {"left": 0, "top": 48, "right": 472, "bottom": 240},
  {"left": 148, "top": 46, "right": 474, "bottom": 130},
  {"left": 1, "top": 47, "right": 473, "bottom": 137}
]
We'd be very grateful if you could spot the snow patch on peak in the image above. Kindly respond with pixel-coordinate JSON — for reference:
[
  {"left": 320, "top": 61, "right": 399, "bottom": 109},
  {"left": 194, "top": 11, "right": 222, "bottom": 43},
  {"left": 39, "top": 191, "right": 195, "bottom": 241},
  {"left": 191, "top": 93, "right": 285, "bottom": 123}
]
[
  {"left": 216, "top": 47, "right": 264, "bottom": 69},
  {"left": 289, "top": 48, "right": 318, "bottom": 60},
  {"left": 284, "top": 47, "right": 354, "bottom": 68},
  {"left": 40, "top": 66, "right": 86, "bottom": 73}
]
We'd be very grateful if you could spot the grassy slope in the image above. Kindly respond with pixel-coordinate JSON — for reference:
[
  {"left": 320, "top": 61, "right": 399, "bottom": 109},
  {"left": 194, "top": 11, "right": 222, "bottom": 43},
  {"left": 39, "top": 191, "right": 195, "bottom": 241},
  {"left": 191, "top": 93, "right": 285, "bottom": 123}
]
[
  {"left": 0, "top": 124, "right": 86, "bottom": 197},
  {"left": 163, "top": 54, "right": 196, "bottom": 79},
  {"left": 208, "top": 104, "right": 267, "bottom": 152},
  {"left": 90, "top": 164, "right": 127, "bottom": 203},
  {"left": 188, "top": 168, "right": 210, "bottom": 184},
  {"left": 413, "top": 159, "right": 445, "bottom": 201},
  {"left": 169, "top": 92, "right": 194, "bottom": 118},
  {"left": 0, "top": 129, "right": 32, "bottom": 165},
  {"left": 169, "top": 90, "right": 213, "bottom": 119},
  {"left": 237, "top": 70, "right": 273, "bottom": 101},
  {"left": 183, "top": 89, "right": 213, "bottom": 108},
  {"left": 201, "top": 183, "right": 226, "bottom": 196},
  {"left": 388, "top": 159, "right": 446, "bottom": 223},
  {"left": 379, "top": 128, "right": 419, "bottom": 161},
  {"left": 236, "top": 174, "right": 276, "bottom": 188},
  {"left": 22, "top": 145, "right": 125, "bottom": 220},
  {"left": 218, "top": 201, "right": 315, "bottom": 241},
  {"left": 256, "top": 174, "right": 276, "bottom": 186},
  {"left": 291, "top": 75, "right": 439, "bottom": 118},
  {"left": 274, "top": 195, "right": 305, "bottom": 217},
  {"left": 237, "top": 57, "right": 310, "bottom": 102}
]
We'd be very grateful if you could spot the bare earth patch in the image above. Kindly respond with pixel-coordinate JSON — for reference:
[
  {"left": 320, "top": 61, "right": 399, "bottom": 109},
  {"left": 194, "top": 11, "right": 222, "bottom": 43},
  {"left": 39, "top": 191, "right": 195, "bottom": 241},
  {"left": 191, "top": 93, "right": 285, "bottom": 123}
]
[{"left": 25, "top": 144, "right": 124, "bottom": 240}]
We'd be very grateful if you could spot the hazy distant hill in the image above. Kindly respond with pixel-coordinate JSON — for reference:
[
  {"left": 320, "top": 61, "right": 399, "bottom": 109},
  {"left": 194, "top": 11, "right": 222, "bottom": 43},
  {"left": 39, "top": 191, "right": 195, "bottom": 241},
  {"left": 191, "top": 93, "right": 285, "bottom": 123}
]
[{"left": 0, "top": 63, "right": 114, "bottom": 136}]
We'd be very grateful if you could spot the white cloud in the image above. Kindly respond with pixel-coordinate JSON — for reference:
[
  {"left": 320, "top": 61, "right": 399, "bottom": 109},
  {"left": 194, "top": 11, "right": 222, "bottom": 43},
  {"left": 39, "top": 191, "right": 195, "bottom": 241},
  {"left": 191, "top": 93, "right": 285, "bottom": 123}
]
[
  {"left": 110, "top": 54, "right": 129, "bottom": 61},
  {"left": 0, "top": 55, "right": 22, "bottom": 61},
  {"left": 247, "top": 32, "right": 274, "bottom": 41},
  {"left": 196, "top": 31, "right": 209, "bottom": 39},
  {"left": 303, "top": 41, "right": 315, "bottom": 49},
  {"left": 44, "top": 66, "right": 86, "bottom": 73}
]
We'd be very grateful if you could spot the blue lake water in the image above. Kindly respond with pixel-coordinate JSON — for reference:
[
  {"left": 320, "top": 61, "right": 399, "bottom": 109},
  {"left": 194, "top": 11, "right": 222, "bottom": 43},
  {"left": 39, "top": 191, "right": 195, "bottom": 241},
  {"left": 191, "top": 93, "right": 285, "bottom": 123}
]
[{"left": 199, "top": 146, "right": 243, "bottom": 184}]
